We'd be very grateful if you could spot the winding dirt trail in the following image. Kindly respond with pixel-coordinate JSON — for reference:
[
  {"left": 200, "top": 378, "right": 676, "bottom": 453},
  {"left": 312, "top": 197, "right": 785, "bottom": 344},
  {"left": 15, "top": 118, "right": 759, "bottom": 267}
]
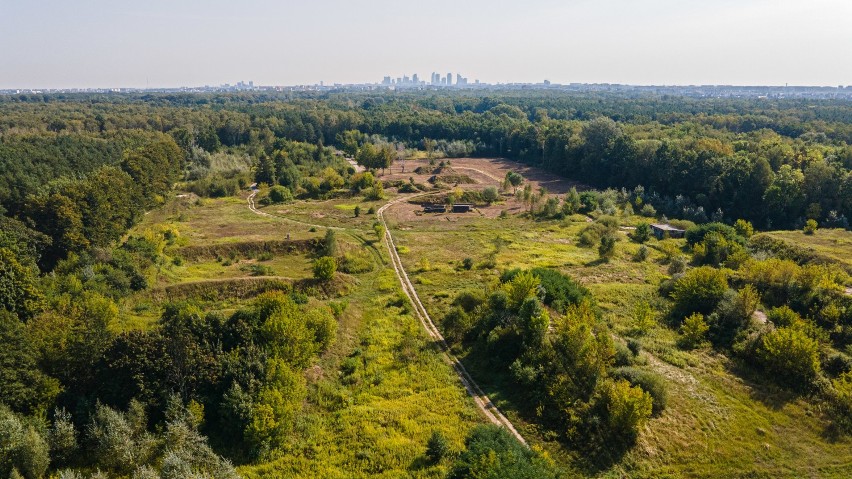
[{"left": 246, "top": 188, "right": 528, "bottom": 446}]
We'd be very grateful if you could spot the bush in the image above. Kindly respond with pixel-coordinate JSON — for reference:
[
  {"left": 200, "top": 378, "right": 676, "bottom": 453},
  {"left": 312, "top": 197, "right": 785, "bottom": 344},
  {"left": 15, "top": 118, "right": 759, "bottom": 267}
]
[
  {"left": 612, "top": 367, "right": 668, "bottom": 416},
  {"left": 462, "top": 257, "right": 474, "bottom": 270},
  {"left": 448, "top": 425, "right": 558, "bottom": 479},
  {"left": 640, "top": 204, "right": 657, "bottom": 217},
  {"left": 598, "top": 233, "right": 617, "bottom": 261},
  {"left": 830, "top": 371, "right": 852, "bottom": 432},
  {"left": 594, "top": 378, "right": 653, "bottom": 444},
  {"left": 670, "top": 266, "right": 728, "bottom": 319},
  {"left": 804, "top": 219, "right": 818, "bottom": 235},
  {"left": 679, "top": 313, "right": 709, "bottom": 349},
  {"left": 758, "top": 325, "right": 822, "bottom": 389},
  {"left": 632, "top": 222, "right": 651, "bottom": 243},
  {"left": 482, "top": 186, "right": 499, "bottom": 204},
  {"left": 529, "top": 268, "right": 590, "bottom": 311},
  {"left": 268, "top": 185, "right": 293, "bottom": 204},
  {"left": 634, "top": 245, "right": 649, "bottom": 262},
  {"left": 313, "top": 256, "right": 337, "bottom": 281}
]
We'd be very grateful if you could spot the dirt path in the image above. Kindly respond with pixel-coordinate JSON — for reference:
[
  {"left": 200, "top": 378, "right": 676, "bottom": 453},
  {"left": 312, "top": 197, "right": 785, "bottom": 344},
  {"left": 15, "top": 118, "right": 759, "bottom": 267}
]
[{"left": 377, "top": 195, "right": 528, "bottom": 446}]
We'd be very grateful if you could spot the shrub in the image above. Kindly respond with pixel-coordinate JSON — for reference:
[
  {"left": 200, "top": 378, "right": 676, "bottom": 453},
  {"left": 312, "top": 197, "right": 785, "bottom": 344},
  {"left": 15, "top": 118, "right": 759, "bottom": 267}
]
[
  {"left": 685, "top": 222, "right": 743, "bottom": 247},
  {"left": 670, "top": 266, "right": 728, "bottom": 319},
  {"left": 758, "top": 325, "right": 821, "bottom": 389},
  {"left": 634, "top": 245, "right": 649, "bottom": 262},
  {"left": 529, "top": 268, "right": 589, "bottom": 311},
  {"left": 630, "top": 301, "right": 656, "bottom": 335},
  {"left": 462, "top": 258, "right": 474, "bottom": 270},
  {"left": 734, "top": 219, "right": 754, "bottom": 238},
  {"left": 804, "top": 219, "right": 818, "bottom": 235},
  {"left": 268, "top": 185, "right": 293, "bottom": 204},
  {"left": 830, "top": 371, "right": 852, "bottom": 432},
  {"left": 482, "top": 186, "right": 499, "bottom": 204},
  {"left": 679, "top": 313, "right": 709, "bottom": 349},
  {"left": 767, "top": 306, "right": 801, "bottom": 327},
  {"left": 632, "top": 222, "right": 651, "bottom": 243},
  {"left": 353, "top": 205, "right": 361, "bottom": 217},
  {"left": 449, "top": 425, "right": 558, "bottom": 479},
  {"left": 598, "top": 233, "right": 617, "bottom": 261},
  {"left": 612, "top": 367, "right": 668, "bottom": 416},
  {"left": 313, "top": 256, "right": 337, "bottom": 281},
  {"left": 640, "top": 204, "right": 657, "bottom": 217},
  {"left": 594, "top": 379, "right": 653, "bottom": 444}
]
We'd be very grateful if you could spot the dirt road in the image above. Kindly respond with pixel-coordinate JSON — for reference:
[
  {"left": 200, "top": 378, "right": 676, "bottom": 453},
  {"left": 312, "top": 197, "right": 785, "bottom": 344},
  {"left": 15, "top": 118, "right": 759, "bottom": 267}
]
[{"left": 377, "top": 195, "right": 528, "bottom": 446}]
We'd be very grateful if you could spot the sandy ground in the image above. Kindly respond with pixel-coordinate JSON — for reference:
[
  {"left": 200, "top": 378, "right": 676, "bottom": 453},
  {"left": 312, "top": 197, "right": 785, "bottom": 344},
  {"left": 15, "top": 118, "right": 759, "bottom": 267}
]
[{"left": 378, "top": 157, "right": 586, "bottom": 224}]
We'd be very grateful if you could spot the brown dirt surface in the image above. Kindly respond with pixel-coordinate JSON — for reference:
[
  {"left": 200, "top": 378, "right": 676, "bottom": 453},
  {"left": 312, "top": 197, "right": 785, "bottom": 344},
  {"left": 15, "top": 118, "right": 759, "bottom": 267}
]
[{"left": 381, "top": 157, "right": 587, "bottom": 194}]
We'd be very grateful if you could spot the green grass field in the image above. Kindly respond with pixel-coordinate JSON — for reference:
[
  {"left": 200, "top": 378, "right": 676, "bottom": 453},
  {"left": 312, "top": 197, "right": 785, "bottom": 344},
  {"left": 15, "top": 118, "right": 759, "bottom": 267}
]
[{"left": 765, "top": 228, "right": 852, "bottom": 273}]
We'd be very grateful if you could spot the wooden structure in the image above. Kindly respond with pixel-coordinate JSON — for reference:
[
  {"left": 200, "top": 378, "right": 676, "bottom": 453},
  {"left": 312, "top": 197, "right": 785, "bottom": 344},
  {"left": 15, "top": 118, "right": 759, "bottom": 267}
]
[
  {"left": 651, "top": 223, "right": 686, "bottom": 240},
  {"left": 452, "top": 204, "right": 473, "bottom": 213}
]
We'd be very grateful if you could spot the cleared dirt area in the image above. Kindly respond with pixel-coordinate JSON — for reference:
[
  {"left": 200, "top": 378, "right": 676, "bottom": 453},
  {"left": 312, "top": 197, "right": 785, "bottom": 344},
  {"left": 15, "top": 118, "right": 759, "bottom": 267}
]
[
  {"left": 379, "top": 157, "right": 586, "bottom": 224},
  {"left": 381, "top": 157, "right": 586, "bottom": 194}
]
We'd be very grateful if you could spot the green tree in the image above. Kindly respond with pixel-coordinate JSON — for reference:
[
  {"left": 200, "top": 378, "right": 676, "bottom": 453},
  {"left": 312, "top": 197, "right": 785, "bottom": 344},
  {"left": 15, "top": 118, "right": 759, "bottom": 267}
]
[
  {"left": 0, "top": 405, "right": 50, "bottom": 479},
  {"left": 504, "top": 171, "right": 524, "bottom": 194},
  {"left": 322, "top": 229, "right": 338, "bottom": 257},
  {"left": 425, "top": 430, "right": 450, "bottom": 464},
  {"left": 595, "top": 378, "right": 653, "bottom": 444},
  {"left": 313, "top": 256, "right": 337, "bottom": 281},
  {"left": 0, "top": 248, "right": 44, "bottom": 320},
  {"left": 504, "top": 271, "right": 541, "bottom": 310},
  {"left": 255, "top": 155, "right": 277, "bottom": 186},
  {"left": 0, "top": 311, "right": 60, "bottom": 415},
  {"left": 562, "top": 187, "right": 581, "bottom": 215}
]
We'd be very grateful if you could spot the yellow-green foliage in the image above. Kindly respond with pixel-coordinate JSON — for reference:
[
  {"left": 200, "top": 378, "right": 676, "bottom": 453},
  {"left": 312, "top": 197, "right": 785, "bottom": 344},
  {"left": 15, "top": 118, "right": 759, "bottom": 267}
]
[
  {"left": 670, "top": 266, "right": 728, "bottom": 318},
  {"left": 758, "top": 325, "right": 822, "bottom": 386},
  {"left": 679, "top": 313, "right": 709, "bottom": 349},
  {"left": 504, "top": 271, "right": 541, "bottom": 309}
]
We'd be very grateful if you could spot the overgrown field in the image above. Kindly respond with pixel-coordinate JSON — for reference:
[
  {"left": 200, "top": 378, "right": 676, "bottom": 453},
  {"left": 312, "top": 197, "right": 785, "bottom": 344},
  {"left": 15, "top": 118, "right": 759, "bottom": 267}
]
[{"left": 386, "top": 202, "right": 852, "bottom": 478}]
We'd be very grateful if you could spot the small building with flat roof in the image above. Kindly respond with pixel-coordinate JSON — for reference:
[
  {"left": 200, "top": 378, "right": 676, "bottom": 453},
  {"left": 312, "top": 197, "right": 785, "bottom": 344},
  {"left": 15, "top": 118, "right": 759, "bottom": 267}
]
[
  {"left": 452, "top": 204, "right": 473, "bottom": 213},
  {"left": 651, "top": 223, "right": 686, "bottom": 240}
]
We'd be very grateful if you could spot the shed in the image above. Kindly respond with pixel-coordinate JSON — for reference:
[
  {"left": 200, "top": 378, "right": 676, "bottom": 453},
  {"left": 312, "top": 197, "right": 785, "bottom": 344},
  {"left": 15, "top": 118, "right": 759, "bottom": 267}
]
[
  {"left": 423, "top": 204, "right": 447, "bottom": 213},
  {"left": 651, "top": 223, "right": 686, "bottom": 240},
  {"left": 452, "top": 204, "right": 473, "bottom": 213}
]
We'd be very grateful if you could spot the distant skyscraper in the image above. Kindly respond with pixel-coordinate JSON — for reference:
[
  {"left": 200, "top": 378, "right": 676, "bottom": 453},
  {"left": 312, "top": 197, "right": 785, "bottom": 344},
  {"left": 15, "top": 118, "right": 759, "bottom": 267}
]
[
  {"left": 383, "top": 76, "right": 392, "bottom": 85},
  {"left": 447, "top": 73, "right": 453, "bottom": 86},
  {"left": 412, "top": 73, "right": 419, "bottom": 84}
]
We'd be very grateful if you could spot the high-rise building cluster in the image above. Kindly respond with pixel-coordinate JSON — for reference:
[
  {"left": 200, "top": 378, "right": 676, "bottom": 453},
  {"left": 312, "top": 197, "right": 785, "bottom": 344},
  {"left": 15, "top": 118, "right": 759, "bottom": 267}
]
[{"left": 382, "top": 72, "right": 476, "bottom": 87}]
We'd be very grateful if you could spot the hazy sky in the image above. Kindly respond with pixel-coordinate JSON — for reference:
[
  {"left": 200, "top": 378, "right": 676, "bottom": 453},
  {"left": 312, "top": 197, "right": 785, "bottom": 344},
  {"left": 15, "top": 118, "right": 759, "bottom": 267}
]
[{"left": 2, "top": 0, "right": 850, "bottom": 88}]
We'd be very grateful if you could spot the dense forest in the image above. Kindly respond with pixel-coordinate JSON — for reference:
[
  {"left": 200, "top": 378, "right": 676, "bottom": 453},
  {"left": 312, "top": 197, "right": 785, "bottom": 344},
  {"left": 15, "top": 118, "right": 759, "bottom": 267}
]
[{"left": 2, "top": 90, "right": 852, "bottom": 478}]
